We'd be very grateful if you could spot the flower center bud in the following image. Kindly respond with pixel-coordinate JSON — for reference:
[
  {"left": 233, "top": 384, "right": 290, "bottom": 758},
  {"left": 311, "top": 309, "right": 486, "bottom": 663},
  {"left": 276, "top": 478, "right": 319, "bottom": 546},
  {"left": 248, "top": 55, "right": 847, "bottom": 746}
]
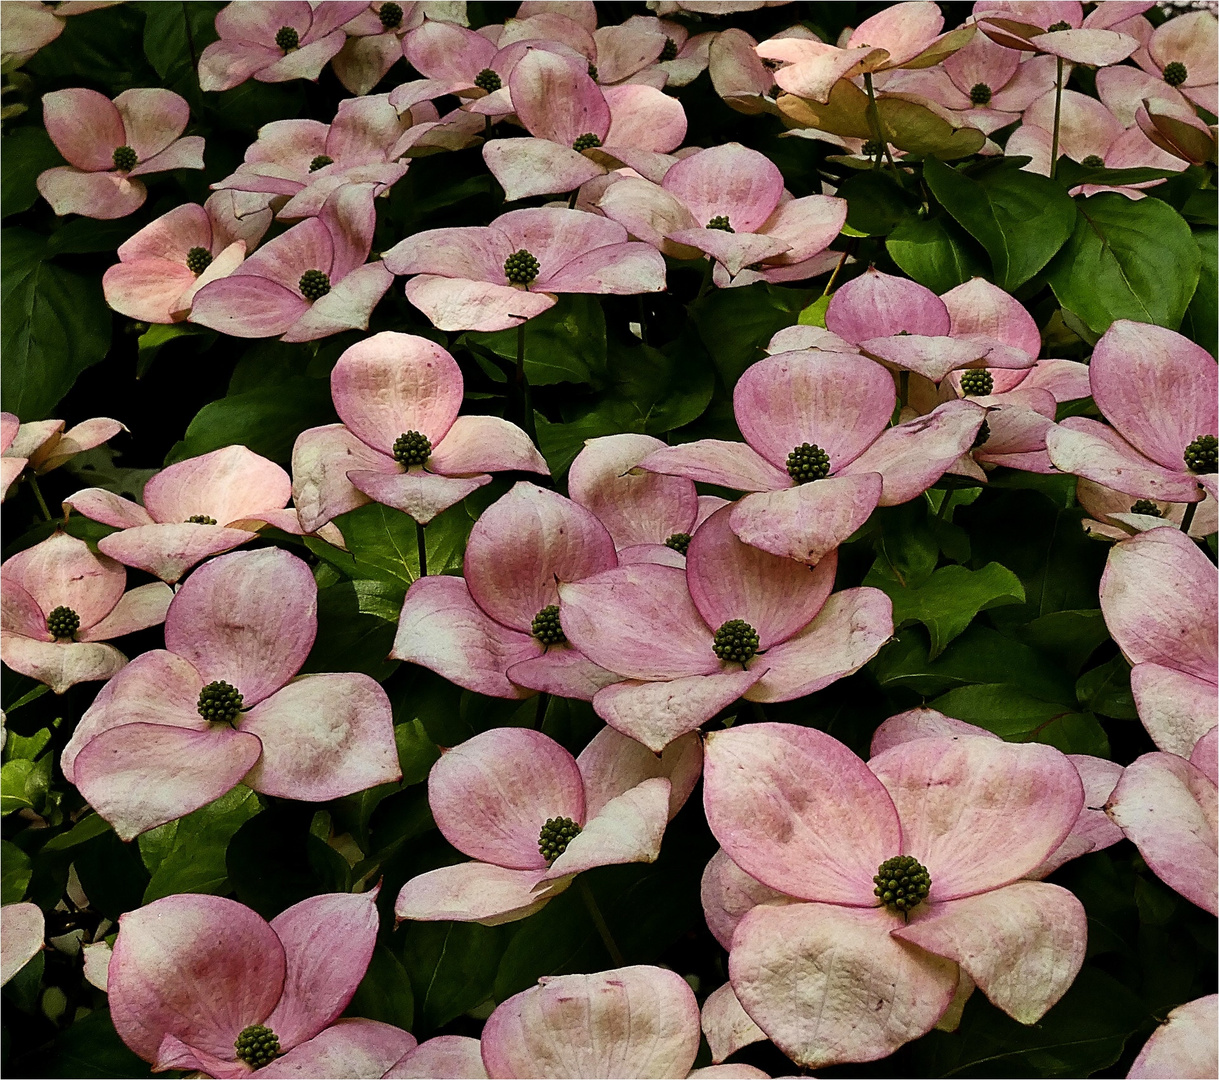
[
  {"left": 1081, "top": 154, "right": 1104, "bottom": 167},
  {"left": 275, "top": 25, "right": 299, "bottom": 51},
  {"left": 531, "top": 604, "right": 565, "bottom": 646},
  {"left": 572, "top": 132, "right": 602, "bottom": 152},
  {"left": 309, "top": 154, "right": 334, "bottom": 172},
  {"left": 198, "top": 680, "right": 243, "bottom": 724},
  {"left": 1162, "top": 61, "right": 1187, "bottom": 87},
  {"left": 959, "top": 369, "right": 993, "bottom": 396},
  {"left": 660, "top": 37, "right": 679, "bottom": 61},
  {"left": 392, "top": 429, "right": 431, "bottom": 466},
  {"left": 861, "top": 139, "right": 883, "bottom": 157},
  {"left": 112, "top": 145, "right": 137, "bottom": 172},
  {"left": 1184, "top": 434, "right": 1217, "bottom": 473},
  {"left": 786, "top": 442, "right": 831, "bottom": 484},
  {"left": 587, "top": 62, "right": 599, "bottom": 80},
  {"left": 185, "top": 246, "right": 213, "bottom": 274},
  {"left": 706, "top": 215, "right": 734, "bottom": 232},
  {"left": 665, "top": 532, "right": 691, "bottom": 555},
  {"left": 969, "top": 82, "right": 992, "bottom": 106},
  {"left": 235, "top": 1024, "right": 281, "bottom": 1068},
  {"left": 474, "top": 68, "right": 502, "bottom": 92},
  {"left": 538, "top": 816, "right": 581, "bottom": 862},
  {"left": 874, "top": 854, "right": 931, "bottom": 916},
  {"left": 298, "top": 269, "right": 331, "bottom": 300},
  {"left": 1130, "top": 499, "right": 1162, "bottom": 517},
  {"left": 1046, "top": 20, "right": 1071, "bottom": 31},
  {"left": 379, "top": 1, "right": 403, "bottom": 29},
  {"left": 712, "top": 619, "right": 759, "bottom": 664},
  {"left": 46, "top": 605, "right": 80, "bottom": 641},
  {"left": 185, "top": 514, "right": 218, "bottom": 524},
  {"left": 504, "top": 249, "right": 540, "bottom": 285},
  {"left": 971, "top": 419, "right": 991, "bottom": 450}
]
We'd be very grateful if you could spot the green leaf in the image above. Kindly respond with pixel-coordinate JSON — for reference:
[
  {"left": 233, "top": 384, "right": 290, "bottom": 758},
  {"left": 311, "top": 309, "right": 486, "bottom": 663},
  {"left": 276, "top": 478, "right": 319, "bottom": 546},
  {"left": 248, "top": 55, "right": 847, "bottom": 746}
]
[
  {"left": 346, "top": 945, "right": 415, "bottom": 1030},
  {"left": 139, "top": 1, "right": 221, "bottom": 100},
  {"left": 40, "top": 812, "right": 112, "bottom": 853},
  {"left": 1181, "top": 227, "right": 1216, "bottom": 355},
  {"left": 866, "top": 562, "right": 1025, "bottom": 658},
  {"left": 797, "top": 294, "right": 831, "bottom": 327},
  {"left": 300, "top": 582, "right": 399, "bottom": 681},
  {"left": 1076, "top": 655, "right": 1139, "bottom": 720},
  {"left": 1, "top": 127, "right": 64, "bottom": 219},
  {"left": 1014, "top": 609, "right": 1109, "bottom": 675},
  {"left": 1, "top": 756, "right": 51, "bottom": 815},
  {"left": 930, "top": 684, "right": 1110, "bottom": 755},
  {"left": 1, "top": 228, "right": 113, "bottom": 420},
  {"left": 39, "top": 1008, "right": 154, "bottom": 1079},
  {"left": 1045, "top": 193, "right": 1201, "bottom": 334},
  {"left": 690, "top": 282, "right": 811, "bottom": 387},
  {"left": 605, "top": 335, "right": 714, "bottom": 435},
  {"left": 464, "top": 295, "right": 607, "bottom": 386},
  {"left": 73, "top": 828, "right": 150, "bottom": 920},
  {"left": 924, "top": 158, "right": 1077, "bottom": 290},
  {"left": 402, "top": 920, "right": 506, "bottom": 1030},
  {"left": 2, "top": 839, "right": 32, "bottom": 903},
  {"left": 136, "top": 322, "right": 211, "bottom": 378},
  {"left": 875, "top": 96, "right": 987, "bottom": 159},
  {"left": 837, "top": 170, "right": 920, "bottom": 236},
  {"left": 886, "top": 215, "right": 989, "bottom": 294},
  {"left": 139, "top": 785, "right": 261, "bottom": 903},
  {"left": 396, "top": 719, "right": 441, "bottom": 787}
]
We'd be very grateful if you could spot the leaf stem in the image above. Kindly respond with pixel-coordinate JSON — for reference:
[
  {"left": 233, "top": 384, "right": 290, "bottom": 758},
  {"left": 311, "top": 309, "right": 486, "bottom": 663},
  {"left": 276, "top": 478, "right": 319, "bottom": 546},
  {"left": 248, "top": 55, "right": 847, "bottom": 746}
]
[
  {"left": 28, "top": 475, "right": 52, "bottom": 521},
  {"left": 1050, "top": 57, "right": 1064, "bottom": 180},
  {"left": 899, "top": 370, "right": 910, "bottom": 410},
  {"left": 515, "top": 320, "right": 537, "bottom": 445},
  {"left": 863, "top": 73, "right": 900, "bottom": 173},
  {"left": 1180, "top": 500, "right": 1198, "bottom": 535},
  {"left": 416, "top": 521, "right": 427, "bottom": 577},
  {"left": 696, "top": 256, "right": 714, "bottom": 299},
  {"left": 534, "top": 691, "right": 551, "bottom": 729},
  {"left": 579, "top": 878, "right": 625, "bottom": 967}
]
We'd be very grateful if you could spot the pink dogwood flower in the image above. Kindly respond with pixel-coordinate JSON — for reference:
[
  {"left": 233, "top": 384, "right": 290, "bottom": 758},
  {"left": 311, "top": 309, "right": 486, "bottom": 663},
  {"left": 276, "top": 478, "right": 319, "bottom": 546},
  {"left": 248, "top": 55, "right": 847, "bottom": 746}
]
[
  {"left": 479, "top": 49, "right": 687, "bottom": 201},
  {"left": 190, "top": 185, "right": 393, "bottom": 341},
  {"left": 1133, "top": 8, "right": 1217, "bottom": 115},
  {"left": 1105, "top": 735, "right": 1218, "bottom": 916},
  {"left": 61, "top": 547, "right": 399, "bottom": 840},
  {"left": 395, "top": 726, "right": 701, "bottom": 925},
  {"left": 703, "top": 723, "right": 1088, "bottom": 1068},
  {"left": 391, "top": 482, "right": 619, "bottom": 700},
  {"left": 640, "top": 351, "right": 985, "bottom": 565},
  {"left": 197, "top": 1, "right": 368, "bottom": 92},
  {"left": 291, "top": 332, "right": 547, "bottom": 532},
  {"left": 569, "top": 433, "right": 727, "bottom": 566},
  {"left": 0, "top": 2, "right": 119, "bottom": 67},
  {"left": 0, "top": 903, "right": 43, "bottom": 987},
  {"left": 37, "top": 88, "right": 205, "bottom": 219},
  {"left": 383, "top": 206, "right": 666, "bottom": 332},
  {"left": 108, "top": 890, "right": 414, "bottom": 1078},
  {"left": 1098, "top": 526, "right": 1218, "bottom": 758},
  {"left": 64, "top": 444, "right": 292, "bottom": 584},
  {"left": 102, "top": 192, "right": 272, "bottom": 325},
  {"left": 598, "top": 143, "right": 846, "bottom": 285},
  {"left": 333, "top": 2, "right": 467, "bottom": 96},
  {"left": 1, "top": 532, "right": 172, "bottom": 694},
  {"left": 558, "top": 506, "right": 893, "bottom": 751},
  {"left": 1127, "top": 994, "right": 1219, "bottom": 1080},
  {"left": 1047, "top": 321, "right": 1217, "bottom": 507},
  {"left": 974, "top": 1, "right": 1144, "bottom": 67},
  {"left": 1077, "top": 478, "right": 1217, "bottom": 542},
  {"left": 1, "top": 412, "right": 124, "bottom": 498}
]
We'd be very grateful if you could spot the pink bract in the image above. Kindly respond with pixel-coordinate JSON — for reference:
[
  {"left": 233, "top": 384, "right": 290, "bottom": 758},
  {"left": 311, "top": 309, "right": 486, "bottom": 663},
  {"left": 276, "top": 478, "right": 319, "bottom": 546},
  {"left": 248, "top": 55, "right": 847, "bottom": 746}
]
[
  {"left": 1127, "top": 994, "right": 1219, "bottom": 1079},
  {"left": 641, "top": 349, "right": 985, "bottom": 564},
  {"left": 65, "top": 444, "right": 293, "bottom": 584},
  {"left": 0, "top": 903, "right": 44, "bottom": 987},
  {"left": 333, "top": 2, "right": 467, "bottom": 97},
  {"left": 1077, "top": 478, "right": 1218, "bottom": 542},
  {"left": 973, "top": 1, "right": 1145, "bottom": 66},
  {"left": 391, "top": 482, "right": 616, "bottom": 700},
  {"left": 0, "top": 2, "right": 119, "bottom": 67},
  {"left": 60, "top": 547, "right": 400, "bottom": 839},
  {"left": 383, "top": 205, "right": 667, "bottom": 332},
  {"left": 479, "top": 49, "right": 687, "bottom": 201},
  {"left": 703, "top": 724, "right": 1087, "bottom": 1067},
  {"left": 1134, "top": 9, "right": 1218, "bottom": 115},
  {"left": 1098, "top": 527, "right": 1218, "bottom": 758},
  {"left": 108, "top": 890, "right": 414, "bottom": 1078},
  {"left": 190, "top": 184, "right": 393, "bottom": 341},
  {"left": 37, "top": 87, "right": 205, "bottom": 219},
  {"left": 293, "top": 332, "right": 547, "bottom": 531},
  {"left": 1, "top": 532, "right": 172, "bottom": 694},
  {"left": 1, "top": 413, "right": 125, "bottom": 499},
  {"left": 197, "top": 1, "right": 369, "bottom": 92},
  {"left": 558, "top": 506, "right": 893, "bottom": 751},
  {"left": 394, "top": 726, "right": 701, "bottom": 924},
  {"left": 103, "top": 192, "right": 272, "bottom": 324}
]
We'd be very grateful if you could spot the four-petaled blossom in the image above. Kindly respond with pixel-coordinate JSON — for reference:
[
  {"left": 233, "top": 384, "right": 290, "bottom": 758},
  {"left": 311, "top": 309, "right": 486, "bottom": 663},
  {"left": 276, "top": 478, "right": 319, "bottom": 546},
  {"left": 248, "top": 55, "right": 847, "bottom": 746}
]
[
  {"left": 1133, "top": 8, "right": 1217, "bottom": 114},
  {"left": 61, "top": 547, "right": 400, "bottom": 839},
  {"left": 1098, "top": 526, "right": 1218, "bottom": 759},
  {"left": 1047, "top": 321, "right": 1217, "bottom": 507},
  {"left": 37, "top": 88, "right": 205, "bottom": 219},
  {"left": 641, "top": 350, "right": 985, "bottom": 565},
  {"left": 480, "top": 49, "right": 687, "bottom": 201},
  {"left": 598, "top": 143, "right": 846, "bottom": 286},
  {"left": 558, "top": 506, "right": 893, "bottom": 751},
  {"left": 197, "top": 1, "right": 369, "bottom": 92},
  {"left": 1, "top": 412, "right": 125, "bottom": 499},
  {"left": 1076, "top": 477, "right": 1217, "bottom": 542},
  {"left": 1126, "top": 993, "right": 1219, "bottom": 1080},
  {"left": 65, "top": 444, "right": 292, "bottom": 584},
  {"left": 383, "top": 206, "right": 667, "bottom": 332},
  {"left": 102, "top": 192, "right": 272, "bottom": 324},
  {"left": 1105, "top": 730, "right": 1217, "bottom": 916},
  {"left": 392, "top": 482, "right": 619, "bottom": 700},
  {"left": 703, "top": 723, "right": 1087, "bottom": 1067},
  {"left": 0, "top": 2, "right": 119, "bottom": 67},
  {"left": 0, "top": 903, "right": 43, "bottom": 987},
  {"left": 1, "top": 533, "right": 172, "bottom": 694},
  {"left": 333, "top": 2, "right": 467, "bottom": 97},
  {"left": 973, "top": 1, "right": 1143, "bottom": 67},
  {"left": 292, "top": 332, "right": 547, "bottom": 531},
  {"left": 190, "top": 185, "right": 393, "bottom": 342},
  {"left": 395, "top": 726, "right": 701, "bottom": 925},
  {"left": 108, "top": 890, "right": 415, "bottom": 1077}
]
